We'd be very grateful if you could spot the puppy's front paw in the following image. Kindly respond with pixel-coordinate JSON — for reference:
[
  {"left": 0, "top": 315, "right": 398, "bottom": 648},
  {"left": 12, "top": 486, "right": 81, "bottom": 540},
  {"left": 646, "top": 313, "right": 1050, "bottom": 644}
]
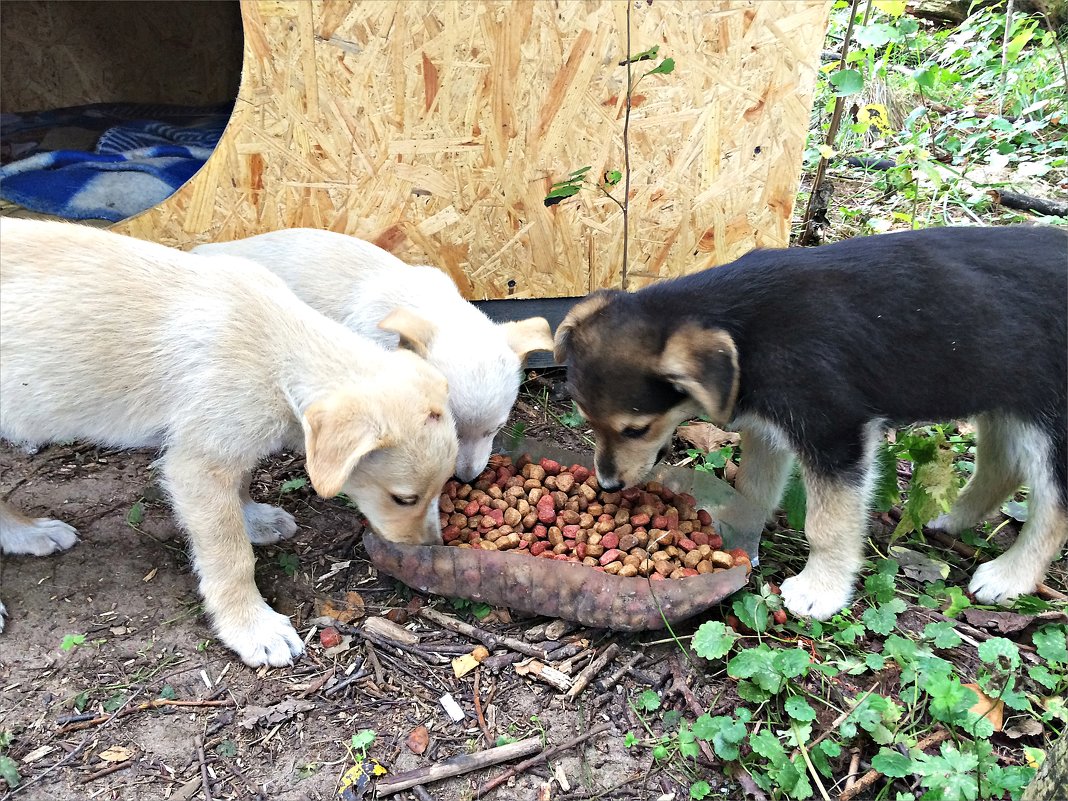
[
  {"left": 215, "top": 601, "right": 305, "bottom": 668},
  {"left": 780, "top": 571, "right": 853, "bottom": 620},
  {"left": 927, "top": 513, "right": 963, "bottom": 535},
  {"left": 1, "top": 517, "right": 79, "bottom": 556},
  {"left": 970, "top": 558, "right": 1033, "bottom": 606},
  {"left": 243, "top": 503, "right": 298, "bottom": 545}
]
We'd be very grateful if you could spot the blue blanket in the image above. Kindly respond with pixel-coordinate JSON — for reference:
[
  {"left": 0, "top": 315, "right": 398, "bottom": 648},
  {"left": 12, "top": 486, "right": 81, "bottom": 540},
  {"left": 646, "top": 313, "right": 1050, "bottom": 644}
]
[{"left": 0, "top": 103, "right": 230, "bottom": 222}]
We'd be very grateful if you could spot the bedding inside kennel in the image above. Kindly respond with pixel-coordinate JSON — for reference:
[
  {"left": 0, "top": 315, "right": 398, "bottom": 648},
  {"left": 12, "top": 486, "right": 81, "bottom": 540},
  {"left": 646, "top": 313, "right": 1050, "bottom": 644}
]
[{"left": 0, "top": 0, "right": 243, "bottom": 224}]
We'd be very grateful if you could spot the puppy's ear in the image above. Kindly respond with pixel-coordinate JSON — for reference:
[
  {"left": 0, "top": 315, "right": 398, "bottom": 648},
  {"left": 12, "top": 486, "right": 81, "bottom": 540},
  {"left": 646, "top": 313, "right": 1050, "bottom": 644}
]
[
  {"left": 553, "top": 290, "right": 616, "bottom": 363},
  {"left": 301, "top": 393, "right": 389, "bottom": 498},
  {"left": 659, "top": 325, "right": 739, "bottom": 424},
  {"left": 500, "top": 317, "right": 554, "bottom": 364},
  {"left": 378, "top": 308, "right": 436, "bottom": 359}
]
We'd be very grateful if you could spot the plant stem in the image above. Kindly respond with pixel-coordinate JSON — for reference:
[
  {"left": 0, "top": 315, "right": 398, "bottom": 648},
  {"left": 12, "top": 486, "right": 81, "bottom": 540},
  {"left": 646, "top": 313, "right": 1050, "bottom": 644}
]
[{"left": 621, "top": 0, "right": 633, "bottom": 290}]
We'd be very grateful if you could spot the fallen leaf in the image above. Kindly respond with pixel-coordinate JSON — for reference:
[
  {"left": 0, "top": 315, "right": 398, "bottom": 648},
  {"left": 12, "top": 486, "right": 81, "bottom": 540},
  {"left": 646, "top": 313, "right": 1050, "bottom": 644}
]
[
  {"left": 1005, "top": 717, "right": 1044, "bottom": 739},
  {"left": 98, "top": 745, "right": 134, "bottom": 763},
  {"left": 964, "top": 682, "right": 1004, "bottom": 732},
  {"left": 889, "top": 546, "right": 950, "bottom": 583},
  {"left": 323, "top": 635, "right": 353, "bottom": 658},
  {"left": 21, "top": 745, "right": 55, "bottom": 764},
  {"left": 141, "top": 568, "right": 157, "bottom": 583},
  {"left": 406, "top": 725, "right": 429, "bottom": 755},
  {"left": 337, "top": 759, "right": 387, "bottom": 801},
  {"left": 316, "top": 591, "right": 365, "bottom": 624},
  {"left": 676, "top": 422, "right": 740, "bottom": 453},
  {"left": 238, "top": 698, "right": 316, "bottom": 729},
  {"left": 961, "top": 608, "right": 1066, "bottom": 638},
  {"left": 452, "top": 653, "right": 480, "bottom": 678}
]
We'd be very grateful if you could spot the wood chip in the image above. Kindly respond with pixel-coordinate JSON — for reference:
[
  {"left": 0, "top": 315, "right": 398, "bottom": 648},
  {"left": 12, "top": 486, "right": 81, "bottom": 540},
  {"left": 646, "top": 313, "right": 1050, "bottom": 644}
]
[
  {"left": 514, "top": 658, "right": 573, "bottom": 692},
  {"left": 363, "top": 615, "right": 420, "bottom": 646}
]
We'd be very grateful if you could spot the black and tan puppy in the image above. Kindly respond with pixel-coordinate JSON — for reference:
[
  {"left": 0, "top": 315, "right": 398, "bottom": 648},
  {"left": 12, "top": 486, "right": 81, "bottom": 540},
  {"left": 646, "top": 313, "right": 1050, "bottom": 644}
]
[{"left": 555, "top": 226, "right": 1067, "bottom": 620}]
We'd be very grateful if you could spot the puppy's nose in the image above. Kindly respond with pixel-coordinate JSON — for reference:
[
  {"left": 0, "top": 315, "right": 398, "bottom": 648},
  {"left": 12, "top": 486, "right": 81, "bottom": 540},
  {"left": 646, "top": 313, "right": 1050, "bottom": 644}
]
[{"left": 599, "top": 476, "right": 624, "bottom": 493}]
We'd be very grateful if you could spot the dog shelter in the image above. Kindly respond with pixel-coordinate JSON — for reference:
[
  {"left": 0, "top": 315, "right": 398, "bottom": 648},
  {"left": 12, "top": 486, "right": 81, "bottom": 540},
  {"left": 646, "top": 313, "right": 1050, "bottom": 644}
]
[{"left": 3, "top": 0, "right": 832, "bottom": 302}]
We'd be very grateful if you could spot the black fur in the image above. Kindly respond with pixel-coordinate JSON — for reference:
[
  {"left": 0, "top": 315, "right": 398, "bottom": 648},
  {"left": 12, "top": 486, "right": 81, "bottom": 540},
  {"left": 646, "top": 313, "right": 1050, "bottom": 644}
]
[{"left": 566, "top": 226, "right": 1068, "bottom": 492}]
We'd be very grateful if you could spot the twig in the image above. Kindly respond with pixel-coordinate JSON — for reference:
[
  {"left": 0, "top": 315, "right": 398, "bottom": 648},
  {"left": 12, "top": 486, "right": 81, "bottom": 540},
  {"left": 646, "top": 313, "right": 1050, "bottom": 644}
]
[
  {"left": 4, "top": 734, "right": 94, "bottom": 799},
  {"left": 565, "top": 643, "right": 620, "bottom": 701},
  {"left": 195, "top": 735, "right": 214, "bottom": 801},
  {"left": 80, "top": 758, "right": 135, "bottom": 784},
  {"left": 668, "top": 656, "right": 718, "bottom": 766},
  {"left": 375, "top": 736, "right": 542, "bottom": 796},
  {"left": 300, "top": 668, "right": 336, "bottom": 698},
  {"left": 473, "top": 669, "right": 493, "bottom": 746},
  {"left": 598, "top": 652, "right": 644, "bottom": 692},
  {"left": 55, "top": 698, "right": 234, "bottom": 734},
  {"left": 801, "top": 681, "right": 880, "bottom": 757},
  {"left": 412, "top": 787, "right": 436, "bottom": 801},
  {"left": 418, "top": 608, "right": 548, "bottom": 659},
  {"left": 794, "top": 722, "right": 831, "bottom": 801},
  {"left": 838, "top": 729, "right": 951, "bottom": 801},
  {"left": 620, "top": 0, "right": 633, "bottom": 290},
  {"left": 798, "top": 0, "right": 862, "bottom": 245},
  {"left": 476, "top": 723, "right": 613, "bottom": 796},
  {"left": 844, "top": 748, "right": 861, "bottom": 791}
]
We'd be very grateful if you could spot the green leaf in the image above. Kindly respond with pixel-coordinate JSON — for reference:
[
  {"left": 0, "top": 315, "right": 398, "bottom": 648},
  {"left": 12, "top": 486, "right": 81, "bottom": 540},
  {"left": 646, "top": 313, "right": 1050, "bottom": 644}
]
[
  {"left": 871, "top": 748, "right": 912, "bottom": 778},
  {"left": 677, "top": 725, "right": 700, "bottom": 760},
  {"left": 781, "top": 468, "right": 806, "bottom": 529},
  {"left": 103, "top": 694, "right": 126, "bottom": 713},
  {"left": 978, "top": 637, "right": 1021, "bottom": 669},
  {"left": 1028, "top": 665, "right": 1059, "bottom": 690},
  {"left": 217, "top": 739, "right": 238, "bottom": 758},
  {"left": 785, "top": 696, "right": 817, "bottom": 722},
  {"left": 690, "top": 780, "right": 712, "bottom": 800},
  {"left": 864, "top": 652, "right": 886, "bottom": 672},
  {"left": 603, "top": 169, "right": 622, "bottom": 186},
  {"left": 635, "top": 689, "right": 661, "bottom": 712},
  {"left": 728, "top": 646, "right": 784, "bottom": 694},
  {"left": 773, "top": 649, "right": 812, "bottom": 680},
  {"left": 544, "top": 184, "right": 581, "bottom": 201},
  {"left": 126, "top": 501, "right": 144, "bottom": 527},
  {"left": 750, "top": 729, "right": 788, "bottom": 765},
  {"left": 645, "top": 57, "right": 676, "bottom": 77},
  {"left": 60, "top": 633, "right": 86, "bottom": 651},
  {"left": 733, "top": 593, "right": 769, "bottom": 633},
  {"left": 942, "top": 585, "right": 972, "bottom": 618},
  {"left": 624, "top": 731, "right": 638, "bottom": 748},
  {"left": 159, "top": 684, "right": 177, "bottom": 700},
  {"left": 834, "top": 621, "right": 866, "bottom": 646},
  {"left": 829, "top": 69, "right": 864, "bottom": 96},
  {"left": 925, "top": 674, "right": 978, "bottom": 725},
  {"left": 692, "top": 620, "right": 738, "bottom": 661},
  {"left": 737, "top": 679, "right": 772, "bottom": 703},
  {"left": 0, "top": 754, "right": 20, "bottom": 788},
  {"left": 568, "top": 165, "right": 592, "bottom": 179},
  {"left": 279, "top": 477, "right": 308, "bottom": 494},
  {"left": 350, "top": 729, "right": 376, "bottom": 751},
  {"left": 923, "top": 621, "right": 963, "bottom": 649},
  {"left": 862, "top": 598, "right": 906, "bottom": 636},
  {"left": 1033, "top": 625, "right": 1068, "bottom": 663},
  {"left": 624, "top": 45, "right": 659, "bottom": 64},
  {"left": 277, "top": 552, "right": 299, "bottom": 577},
  {"left": 652, "top": 743, "right": 669, "bottom": 761},
  {"left": 854, "top": 22, "right": 900, "bottom": 48}
]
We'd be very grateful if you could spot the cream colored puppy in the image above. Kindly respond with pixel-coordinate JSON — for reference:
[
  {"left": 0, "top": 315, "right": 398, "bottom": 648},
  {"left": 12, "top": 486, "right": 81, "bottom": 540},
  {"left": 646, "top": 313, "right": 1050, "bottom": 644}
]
[
  {"left": 0, "top": 219, "right": 457, "bottom": 667},
  {"left": 194, "top": 229, "right": 554, "bottom": 481}
]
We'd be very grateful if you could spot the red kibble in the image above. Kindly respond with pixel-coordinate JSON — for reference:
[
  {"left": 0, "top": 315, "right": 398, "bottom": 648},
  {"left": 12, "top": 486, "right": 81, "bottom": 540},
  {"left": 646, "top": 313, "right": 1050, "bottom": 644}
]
[
  {"left": 536, "top": 494, "right": 557, "bottom": 524},
  {"left": 630, "top": 513, "right": 651, "bottom": 527},
  {"left": 518, "top": 540, "right": 529, "bottom": 550},
  {"left": 600, "top": 532, "right": 619, "bottom": 550},
  {"left": 576, "top": 542, "right": 587, "bottom": 560},
  {"left": 572, "top": 466, "right": 591, "bottom": 483},
  {"left": 649, "top": 572, "right": 666, "bottom": 581},
  {"left": 533, "top": 524, "right": 548, "bottom": 539},
  {"left": 708, "top": 533, "right": 724, "bottom": 549},
  {"left": 773, "top": 609, "right": 788, "bottom": 625},
  {"left": 691, "top": 531, "right": 709, "bottom": 547},
  {"left": 598, "top": 548, "right": 624, "bottom": 566},
  {"left": 464, "top": 500, "right": 480, "bottom": 517},
  {"left": 697, "top": 509, "right": 713, "bottom": 526},
  {"left": 562, "top": 524, "right": 581, "bottom": 539},
  {"left": 540, "top": 458, "right": 562, "bottom": 476},
  {"left": 651, "top": 515, "right": 669, "bottom": 530},
  {"left": 678, "top": 538, "right": 698, "bottom": 552},
  {"left": 680, "top": 568, "right": 700, "bottom": 577},
  {"left": 530, "top": 541, "right": 550, "bottom": 556},
  {"left": 443, "top": 525, "right": 461, "bottom": 543},
  {"left": 320, "top": 627, "right": 342, "bottom": 649}
]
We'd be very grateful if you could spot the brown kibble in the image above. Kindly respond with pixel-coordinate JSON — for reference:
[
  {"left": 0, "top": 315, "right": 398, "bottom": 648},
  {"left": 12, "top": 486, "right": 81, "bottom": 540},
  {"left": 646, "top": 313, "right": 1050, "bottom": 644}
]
[
  {"left": 711, "top": 551, "right": 734, "bottom": 568},
  {"left": 683, "top": 550, "right": 703, "bottom": 569},
  {"left": 619, "top": 563, "right": 639, "bottom": 578},
  {"left": 603, "top": 561, "right": 623, "bottom": 575},
  {"left": 696, "top": 560, "right": 714, "bottom": 574},
  {"left": 504, "top": 507, "right": 522, "bottom": 527},
  {"left": 556, "top": 473, "right": 575, "bottom": 493}
]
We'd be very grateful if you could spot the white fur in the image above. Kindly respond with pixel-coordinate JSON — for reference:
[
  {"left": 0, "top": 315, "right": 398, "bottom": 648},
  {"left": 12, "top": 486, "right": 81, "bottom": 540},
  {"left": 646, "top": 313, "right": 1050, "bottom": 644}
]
[
  {"left": 194, "top": 229, "right": 552, "bottom": 481},
  {"left": 0, "top": 219, "right": 458, "bottom": 666}
]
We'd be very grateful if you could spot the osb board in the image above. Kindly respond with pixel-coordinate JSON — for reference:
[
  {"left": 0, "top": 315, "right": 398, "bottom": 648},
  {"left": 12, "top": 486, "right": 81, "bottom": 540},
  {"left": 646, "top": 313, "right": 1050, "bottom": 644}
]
[
  {"left": 114, "top": 0, "right": 832, "bottom": 300},
  {"left": 0, "top": 1, "right": 242, "bottom": 113}
]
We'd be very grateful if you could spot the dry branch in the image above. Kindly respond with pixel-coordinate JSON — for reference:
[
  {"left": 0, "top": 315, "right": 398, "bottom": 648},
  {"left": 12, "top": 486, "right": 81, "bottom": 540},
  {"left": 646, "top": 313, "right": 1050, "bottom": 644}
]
[
  {"left": 375, "top": 736, "right": 542, "bottom": 796},
  {"left": 418, "top": 607, "right": 549, "bottom": 659},
  {"left": 476, "top": 723, "right": 614, "bottom": 796}
]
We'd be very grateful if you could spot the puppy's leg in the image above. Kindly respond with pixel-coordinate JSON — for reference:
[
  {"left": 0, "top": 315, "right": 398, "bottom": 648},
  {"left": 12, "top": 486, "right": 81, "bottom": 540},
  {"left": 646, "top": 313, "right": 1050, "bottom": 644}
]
[
  {"left": 240, "top": 472, "right": 298, "bottom": 545},
  {"left": 970, "top": 427, "right": 1067, "bottom": 604},
  {"left": 0, "top": 500, "right": 79, "bottom": 557},
  {"left": 719, "top": 422, "right": 794, "bottom": 536},
  {"left": 161, "top": 448, "right": 304, "bottom": 667},
  {"left": 930, "top": 414, "right": 1024, "bottom": 534},
  {"left": 780, "top": 423, "right": 882, "bottom": 620}
]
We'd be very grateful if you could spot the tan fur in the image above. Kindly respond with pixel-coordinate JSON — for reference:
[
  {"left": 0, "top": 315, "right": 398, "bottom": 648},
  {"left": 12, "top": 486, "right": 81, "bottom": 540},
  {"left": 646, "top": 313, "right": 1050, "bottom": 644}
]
[
  {"left": 0, "top": 219, "right": 458, "bottom": 665},
  {"left": 553, "top": 292, "right": 613, "bottom": 364},
  {"left": 659, "top": 326, "right": 740, "bottom": 425},
  {"left": 501, "top": 317, "right": 556, "bottom": 364},
  {"left": 378, "top": 307, "right": 438, "bottom": 361}
]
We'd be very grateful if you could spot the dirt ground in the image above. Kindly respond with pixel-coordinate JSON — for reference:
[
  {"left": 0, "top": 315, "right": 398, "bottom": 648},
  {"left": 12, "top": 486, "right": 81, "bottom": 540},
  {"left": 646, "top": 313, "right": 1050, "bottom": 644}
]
[{"left": 0, "top": 372, "right": 736, "bottom": 801}]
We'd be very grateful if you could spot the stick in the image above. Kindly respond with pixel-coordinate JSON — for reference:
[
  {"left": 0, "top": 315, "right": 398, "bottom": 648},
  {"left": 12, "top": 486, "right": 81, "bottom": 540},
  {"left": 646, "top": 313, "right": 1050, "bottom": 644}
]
[
  {"left": 476, "top": 723, "right": 613, "bottom": 796},
  {"left": 195, "top": 735, "right": 214, "bottom": 801},
  {"left": 56, "top": 698, "right": 235, "bottom": 734},
  {"left": 599, "top": 653, "right": 644, "bottom": 692},
  {"left": 794, "top": 722, "right": 831, "bottom": 801},
  {"left": 5, "top": 734, "right": 94, "bottom": 798},
  {"left": 669, "top": 657, "right": 718, "bottom": 766},
  {"left": 565, "top": 643, "right": 619, "bottom": 701},
  {"left": 80, "top": 759, "right": 135, "bottom": 784},
  {"left": 838, "top": 729, "right": 951, "bottom": 801},
  {"left": 418, "top": 608, "right": 548, "bottom": 659},
  {"left": 412, "top": 787, "right": 436, "bottom": 801},
  {"left": 473, "top": 669, "right": 493, "bottom": 746},
  {"left": 844, "top": 749, "right": 861, "bottom": 791},
  {"left": 375, "top": 736, "right": 542, "bottom": 796},
  {"left": 300, "top": 668, "right": 336, "bottom": 698}
]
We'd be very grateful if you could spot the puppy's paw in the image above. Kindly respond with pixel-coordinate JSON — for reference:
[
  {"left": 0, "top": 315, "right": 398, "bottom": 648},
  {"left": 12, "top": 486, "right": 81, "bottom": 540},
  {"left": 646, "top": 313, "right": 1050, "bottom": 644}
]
[
  {"left": 927, "top": 513, "right": 964, "bottom": 535},
  {"left": 215, "top": 601, "right": 305, "bottom": 668},
  {"left": 970, "top": 559, "right": 1033, "bottom": 606},
  {"left": 243, "top": 503, "right": 298, "bottom": 545},
  {"left": 1, "top": 517, "right": 79, "bottom": 556},
  {"left": 780, "top": 571, "right": 853, "bottom": 620}
]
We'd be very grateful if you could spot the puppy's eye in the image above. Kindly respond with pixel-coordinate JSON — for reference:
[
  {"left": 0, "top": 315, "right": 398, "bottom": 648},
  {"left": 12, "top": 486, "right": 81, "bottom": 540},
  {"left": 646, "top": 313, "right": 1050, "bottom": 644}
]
[
  {"left": 621, "top": 424, "right": 651, "bottom": 439},
  {"left": 391, "top": 494, "right": 418, "bottom": 506}
]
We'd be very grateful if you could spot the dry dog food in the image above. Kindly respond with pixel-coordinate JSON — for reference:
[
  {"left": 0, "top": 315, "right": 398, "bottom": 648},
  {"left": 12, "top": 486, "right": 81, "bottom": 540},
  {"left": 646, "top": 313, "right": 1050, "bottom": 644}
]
[{"left": 438, "top": 454, "right": 750, "bottom": 579}]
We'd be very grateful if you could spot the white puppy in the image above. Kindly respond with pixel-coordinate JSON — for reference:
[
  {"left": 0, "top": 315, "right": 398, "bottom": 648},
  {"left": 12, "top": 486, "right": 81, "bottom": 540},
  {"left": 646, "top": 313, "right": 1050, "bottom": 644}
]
[
  {"left": 0, "top": 219, "right": 457, "bottom": 667},
  {"left": 194, "top": 229, "right": 554, "bottom": 481}
]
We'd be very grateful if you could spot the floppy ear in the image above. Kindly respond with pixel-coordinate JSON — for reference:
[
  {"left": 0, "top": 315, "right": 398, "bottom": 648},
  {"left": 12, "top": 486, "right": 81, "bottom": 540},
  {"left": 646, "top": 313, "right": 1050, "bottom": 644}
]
[
  {"left": 378, "top": 308, "right": 436, "bottom": 359},
  {"left": 659, "top": 325, "right": 740, "bottom": 424},
  {"left": 500, "top": 317, "right": 554, "bottom": 364},
  {"left": 301, "top": 393, "right": 388, "bottom": 498},
  {"left": 553, "top": 290, "right": 617, "bottom": 363}
]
